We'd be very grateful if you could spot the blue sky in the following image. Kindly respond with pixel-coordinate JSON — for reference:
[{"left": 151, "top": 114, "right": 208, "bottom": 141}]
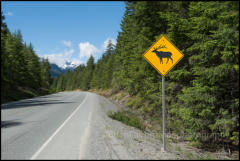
[{"left": 1, "top": 1, "right": 125, "bottom": 67}]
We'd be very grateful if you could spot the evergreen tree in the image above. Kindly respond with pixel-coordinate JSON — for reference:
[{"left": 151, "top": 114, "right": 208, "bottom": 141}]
[
  {"left": 50, "top": 1, "right": 239, "bottom": 147},
  {"left": 40, "top": 58, "right": 51, "bottom": 89},
  {"left": 83, "top": 55, "right": 94, "bottom": 90},
  {"left": 1, "top": 12, "right": 52, "bottom": 102}
]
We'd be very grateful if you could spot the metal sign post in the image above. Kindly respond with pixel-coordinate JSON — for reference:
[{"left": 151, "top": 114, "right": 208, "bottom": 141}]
[
  {"left": 142, "top": 34, "right": 184, "bottom": 152},
  {"left": 162, "top": 76, "right": 166, "bottom": 151}
]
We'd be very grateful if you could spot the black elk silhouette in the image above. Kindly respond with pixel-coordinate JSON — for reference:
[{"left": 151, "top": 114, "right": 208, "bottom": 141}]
[{"left": 152, "top": 44, "right": 173, "bottom": 64}]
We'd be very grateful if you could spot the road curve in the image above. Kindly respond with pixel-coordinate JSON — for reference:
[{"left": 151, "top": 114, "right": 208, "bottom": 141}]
[
  {"left": 2, "top": 91, "right": 181, "bottom": 160},
  {"left": 1, "top": 91, "right": 126, "bottom": 159}
]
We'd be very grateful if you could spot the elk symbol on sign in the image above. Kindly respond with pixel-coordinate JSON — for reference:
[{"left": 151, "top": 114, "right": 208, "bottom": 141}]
[{"left": 152, "top": 44, "right": 173, "bottom": 64}]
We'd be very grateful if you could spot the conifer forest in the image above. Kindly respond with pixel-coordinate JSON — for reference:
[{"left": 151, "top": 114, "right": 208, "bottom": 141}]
[{"left": 1, "top": 1, "right": 239, "bottom": 152}]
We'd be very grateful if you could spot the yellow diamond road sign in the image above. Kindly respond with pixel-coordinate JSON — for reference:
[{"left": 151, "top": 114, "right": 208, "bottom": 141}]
[{"left": 143, "top": 34, "right": 184, "bottom": 76}]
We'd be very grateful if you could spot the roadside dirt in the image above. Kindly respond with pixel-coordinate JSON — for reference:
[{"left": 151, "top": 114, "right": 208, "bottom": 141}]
[
  {"left": 96, "top": 94, "right": 181, "bottom": 160},
  {"left": 93, "top": 89, "right": 239, "bottom": 160}
]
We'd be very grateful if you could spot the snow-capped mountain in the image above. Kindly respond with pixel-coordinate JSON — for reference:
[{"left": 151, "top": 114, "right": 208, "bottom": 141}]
[
  {"left": 62, "top": 61, "right": 78, "bottom": 69},
  {"left": 50, "top": 61, "right": 79, "bottom": 78}
]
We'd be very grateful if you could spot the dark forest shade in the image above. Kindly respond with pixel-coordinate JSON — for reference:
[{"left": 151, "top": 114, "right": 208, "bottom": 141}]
[{"left": 1, "top": 12, "right": 52, "bottom": 103}]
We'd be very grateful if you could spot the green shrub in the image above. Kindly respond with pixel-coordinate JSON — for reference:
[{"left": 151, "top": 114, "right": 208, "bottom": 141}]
[
  {"left": 126, "top": 96, "right": 143, "bottom": 109},
  {"left": 108, "top": 110, "right": 144, "bottom": 131}
]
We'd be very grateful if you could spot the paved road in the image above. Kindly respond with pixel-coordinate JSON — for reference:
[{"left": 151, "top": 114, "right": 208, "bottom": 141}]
[{"left": 1, "top": 91, "right": 129, "bottom": 160}]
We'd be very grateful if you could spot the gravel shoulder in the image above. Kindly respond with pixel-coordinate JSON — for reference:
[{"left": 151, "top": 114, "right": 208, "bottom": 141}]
[
  {"left": 3, "top": 91, "right": 235, "bottom": 159},
  {"left": 84, "top": 93, "right": 182, "bottom": 160},
  {"left": 90, "top": 91, "right": 238, "bottom": 160}
]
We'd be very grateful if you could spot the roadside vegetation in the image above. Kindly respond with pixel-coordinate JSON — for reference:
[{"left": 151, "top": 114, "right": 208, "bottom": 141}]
[
  {"left": 49, "top": 1, "right": 238, "bottom": 158},
  {"left": 1, "top": 12, "right": 52, "bottom": 103},
  {"left": 108, "top": 110, "right": 145, "bottom": 131}
]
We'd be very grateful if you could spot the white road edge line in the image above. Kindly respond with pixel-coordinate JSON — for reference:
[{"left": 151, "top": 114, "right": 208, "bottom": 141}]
[
  {"left": 78, "top": 110, "right": 92, "bottom": 159},
  {"left": 30, "top": 92, "right": 89, "bottom": 160}
]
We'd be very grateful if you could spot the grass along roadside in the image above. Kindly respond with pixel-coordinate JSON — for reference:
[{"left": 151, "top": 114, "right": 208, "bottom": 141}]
[
  {"left": 90, "top": 88, "right": 239, "bottom": 160},
  {"left": 108, "top": 110, "right": 145, "bottom": 131}
]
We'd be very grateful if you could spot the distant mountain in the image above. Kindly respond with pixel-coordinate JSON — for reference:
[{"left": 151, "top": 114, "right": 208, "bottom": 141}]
[
  {"left": 50, "top": 62, "right": 78, "bottom": 78},
  {"left": 50, "top": 63, "right": 65, "bottom": 78},
  {"left": 63, "top": 61, "right": 78, "bottom": 69}
]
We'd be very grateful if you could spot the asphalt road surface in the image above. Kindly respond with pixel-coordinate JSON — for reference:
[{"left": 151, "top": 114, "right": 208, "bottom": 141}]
[
  {"left": 2, "top": 91, "right": 179, "bottom": 160},
  {"left": 1, "top": 91, "right": 126, "bottom": 159}
]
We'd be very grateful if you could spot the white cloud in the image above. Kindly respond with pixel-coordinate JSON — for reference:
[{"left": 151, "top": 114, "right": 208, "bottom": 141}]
[
  {"left": 41, "top": 38, "right": 117, "bottom": 68},
  {"left": 64, "top": 48, "right": 74, "bottom": 57},
  {"left": 79, "top": 42, "right": 100, "bottom": 59},
  {"left": 62, "top": 40, "right": 72, "bottom": 47},
  {"left": 5, "top": 12, "right": 13, "bottom": 16},
  {"left": 40, "top": 48, "right": 78, "bottom": 68},
  {"left": 41, "top": 53, "right": 67, "bottom": 67},
  {"left": 77, "top": 38, "right": 116, "bottom": 64},
  {"left": 102, "top": 38, "right": 116, "bottom": 52},
  {"left": 71, "top": 58, "right": 84, "bottom": 66}
]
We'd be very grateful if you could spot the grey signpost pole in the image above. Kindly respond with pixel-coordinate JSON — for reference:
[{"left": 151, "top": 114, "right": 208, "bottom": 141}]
[
  {"left": 142, "top": 34, "right": 184, "bottom": 152},
  {"left": 162, "top": 76, "right": 166, "bottom": 151}
]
